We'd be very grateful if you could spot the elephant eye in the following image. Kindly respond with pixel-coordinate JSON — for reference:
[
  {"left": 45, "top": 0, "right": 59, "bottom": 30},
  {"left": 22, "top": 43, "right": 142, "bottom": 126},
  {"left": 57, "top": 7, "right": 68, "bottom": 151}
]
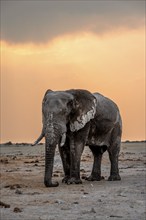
[
  {"left": 67, "top": 100, "right": 73, "bottom": 109},
  {"left": 62, "top": 108, "right": 68, "bottom": 114},
  {"left": 58, "top": 108, "right": 65, "bottom": 114}
]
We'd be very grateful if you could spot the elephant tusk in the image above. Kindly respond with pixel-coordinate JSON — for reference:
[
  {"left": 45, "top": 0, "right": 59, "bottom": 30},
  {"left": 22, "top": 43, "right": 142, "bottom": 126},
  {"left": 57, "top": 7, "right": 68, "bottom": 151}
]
[
  {"left": 32, "top": 133, "right": 44, "bottom": 146},
  {"left": 60, "top": 133, "right": 66, "bottom": 147}
]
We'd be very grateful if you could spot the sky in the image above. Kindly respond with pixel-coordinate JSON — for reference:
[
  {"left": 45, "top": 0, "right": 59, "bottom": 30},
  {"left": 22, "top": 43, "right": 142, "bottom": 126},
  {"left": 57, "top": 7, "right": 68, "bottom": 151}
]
[{"left": 0, "top": 0, "right": 145, "bottom": 143}]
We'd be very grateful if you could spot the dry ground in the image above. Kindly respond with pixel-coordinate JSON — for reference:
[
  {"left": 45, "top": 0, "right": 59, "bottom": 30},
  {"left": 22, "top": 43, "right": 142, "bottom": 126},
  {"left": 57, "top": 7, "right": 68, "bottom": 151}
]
[{"left": 0, "top": 142, "right": 146, "bottom": 220}]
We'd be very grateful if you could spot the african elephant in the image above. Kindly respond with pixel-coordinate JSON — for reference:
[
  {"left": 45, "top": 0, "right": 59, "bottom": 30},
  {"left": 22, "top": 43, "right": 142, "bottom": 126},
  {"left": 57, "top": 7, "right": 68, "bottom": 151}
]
[{"left": 33, "top": 89, "right": 122, "bottom": 187}]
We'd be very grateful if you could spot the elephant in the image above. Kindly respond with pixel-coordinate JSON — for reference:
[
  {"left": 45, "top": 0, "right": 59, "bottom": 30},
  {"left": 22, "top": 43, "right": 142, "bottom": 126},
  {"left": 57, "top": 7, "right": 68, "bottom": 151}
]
[{"left": 33, "top": 89, "right": 122, "bottom": 187}]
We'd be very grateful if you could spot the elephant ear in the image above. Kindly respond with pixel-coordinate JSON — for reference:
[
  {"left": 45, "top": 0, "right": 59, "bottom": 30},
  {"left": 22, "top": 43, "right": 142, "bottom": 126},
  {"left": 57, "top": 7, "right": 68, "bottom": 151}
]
[
  {"left": 66, "top": 89, "right": 97, "bottom": 132},
  {"left": 42, "top": 89, "right": 53, "bottom": 120},
  {"left": 42, "top": 89, "right": 53, "bottom": 104}
]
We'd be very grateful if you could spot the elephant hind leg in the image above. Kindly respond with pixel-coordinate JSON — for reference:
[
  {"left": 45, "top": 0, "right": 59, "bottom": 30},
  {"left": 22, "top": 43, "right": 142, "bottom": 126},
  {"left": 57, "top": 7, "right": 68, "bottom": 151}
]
[
  {"left": 108, "top": 125, "right": 122, "bottom": 181},
  {"left": 85, "top": 145, "right": 107, "bottom": 181},
  {"left": 108, "top": 142, "right": 121, "bottom": 181}
]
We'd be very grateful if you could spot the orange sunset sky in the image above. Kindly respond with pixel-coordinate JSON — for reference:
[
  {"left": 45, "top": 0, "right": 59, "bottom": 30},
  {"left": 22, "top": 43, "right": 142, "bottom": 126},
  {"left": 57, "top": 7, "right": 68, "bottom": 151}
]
[{"left": 0, "top": 1, "right": 145, "bottom": 143}]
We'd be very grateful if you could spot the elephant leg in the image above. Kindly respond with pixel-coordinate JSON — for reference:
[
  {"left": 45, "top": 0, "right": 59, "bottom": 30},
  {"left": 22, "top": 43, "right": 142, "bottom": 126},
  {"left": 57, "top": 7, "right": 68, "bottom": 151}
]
[
  {"left": 108, "top": 126, "right": 121, "bottom": 181},
  {"left": 86, "top": 145, "right": 107, "bottom": 181},
  {"left": 108, "top": 143, "right": 121, "bottom": 181},
  {"left": 67, "top": 124, "right": 89, "bottom": 185},
  {"left": 66, "top": 139, "right": 84, "bottom": 184},
  {"left": 58, "top": 138, "right": 70, "bottom": 183}
]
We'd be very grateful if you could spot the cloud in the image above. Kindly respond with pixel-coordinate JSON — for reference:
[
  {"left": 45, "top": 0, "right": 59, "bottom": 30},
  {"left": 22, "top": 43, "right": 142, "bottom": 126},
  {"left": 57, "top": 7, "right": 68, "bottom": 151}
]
[{"left": 1, "top": 0, "right": 145, "bottom": 43}]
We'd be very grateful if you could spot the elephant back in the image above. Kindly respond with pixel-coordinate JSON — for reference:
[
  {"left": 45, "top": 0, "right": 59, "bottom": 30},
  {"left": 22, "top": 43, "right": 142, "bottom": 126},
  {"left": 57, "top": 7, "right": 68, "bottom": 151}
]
[{"left": 93, "top": 93, "right": 121, "bottom": 125}]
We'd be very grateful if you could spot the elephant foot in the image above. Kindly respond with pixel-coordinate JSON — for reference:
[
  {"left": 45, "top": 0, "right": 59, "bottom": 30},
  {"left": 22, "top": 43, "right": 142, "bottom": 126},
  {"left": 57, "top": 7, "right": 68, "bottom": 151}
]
[
  {"left": 62, "top": 175, "right": 70, "bottom": 183},
  {"left": 66, "top": 177, "right": 82, "bottom": 185},
  {"left": 44, "top": 179, "right": 59, "bottom": 187},
  {"left": 108, "top": 174, "right": 121, "bottom": 181},
  {"left": 85, "top": 175, "right": 104, "bottom": 181}
]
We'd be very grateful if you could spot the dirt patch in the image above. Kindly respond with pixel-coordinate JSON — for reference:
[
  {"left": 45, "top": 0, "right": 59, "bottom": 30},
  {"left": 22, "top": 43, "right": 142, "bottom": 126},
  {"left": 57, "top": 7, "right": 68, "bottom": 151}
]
[{"left": 0, "top": 143, "right": 145, "bottom": 220}]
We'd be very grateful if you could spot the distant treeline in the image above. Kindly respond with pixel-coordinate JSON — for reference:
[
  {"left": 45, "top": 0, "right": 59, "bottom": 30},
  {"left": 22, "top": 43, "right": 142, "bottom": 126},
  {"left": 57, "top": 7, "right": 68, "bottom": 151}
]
[
  {"left": 122, "top": 140, "right": 146, "bottom": 143},
  {"left": 0, "top": 140, "right": 146, "bottom": 146},
  {"left": 0, "top": 141, "right": 44, "bottom": 146}
]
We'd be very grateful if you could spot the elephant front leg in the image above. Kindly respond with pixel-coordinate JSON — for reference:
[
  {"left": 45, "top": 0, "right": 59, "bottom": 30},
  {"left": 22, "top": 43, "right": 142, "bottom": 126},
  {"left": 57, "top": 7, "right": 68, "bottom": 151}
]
[
  {"left": 58, "top": 139, "right": 70, "bottom": 183},
  {"left": 66, "top": 140, "right": 83, "bottom": 184},
  {"left": 66, "top": 124, "right": 89, "bottom": 185}
]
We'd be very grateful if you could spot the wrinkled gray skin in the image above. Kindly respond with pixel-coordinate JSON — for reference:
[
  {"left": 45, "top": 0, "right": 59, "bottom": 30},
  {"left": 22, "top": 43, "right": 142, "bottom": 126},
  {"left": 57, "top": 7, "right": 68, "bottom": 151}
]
[{"left": 33, "top": 89, "right": 122, "bottom": 187}]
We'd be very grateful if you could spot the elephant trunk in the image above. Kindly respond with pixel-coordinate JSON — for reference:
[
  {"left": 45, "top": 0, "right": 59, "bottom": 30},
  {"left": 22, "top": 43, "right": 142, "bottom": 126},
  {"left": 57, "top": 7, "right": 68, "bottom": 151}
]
[
  {"left": 44, "top": 122, "right": 66, "bottom": 187},
  {"left": 44, "top": 136, "right": 59, "bottom": 187},
  {"left": 33, "top": 116, "right": 67, "bottom": 187}
]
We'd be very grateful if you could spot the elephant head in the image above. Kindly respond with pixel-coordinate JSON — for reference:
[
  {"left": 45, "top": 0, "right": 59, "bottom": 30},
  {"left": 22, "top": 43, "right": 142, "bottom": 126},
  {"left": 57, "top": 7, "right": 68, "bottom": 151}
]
[{"left": 33, "top": 89, "right": 97, "bottom": 187}]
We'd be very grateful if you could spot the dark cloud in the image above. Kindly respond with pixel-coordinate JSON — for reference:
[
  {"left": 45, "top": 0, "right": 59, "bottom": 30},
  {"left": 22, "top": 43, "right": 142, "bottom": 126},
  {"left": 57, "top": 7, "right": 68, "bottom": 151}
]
[{"left": 1, "top": 0, "right": 145, "bottom": 43}]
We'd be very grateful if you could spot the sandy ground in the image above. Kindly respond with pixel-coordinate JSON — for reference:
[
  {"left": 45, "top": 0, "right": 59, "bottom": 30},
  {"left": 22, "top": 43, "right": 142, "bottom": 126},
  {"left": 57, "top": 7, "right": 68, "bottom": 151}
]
[{"left": 0, "top": 142, "right": 146, "bottom": 220}]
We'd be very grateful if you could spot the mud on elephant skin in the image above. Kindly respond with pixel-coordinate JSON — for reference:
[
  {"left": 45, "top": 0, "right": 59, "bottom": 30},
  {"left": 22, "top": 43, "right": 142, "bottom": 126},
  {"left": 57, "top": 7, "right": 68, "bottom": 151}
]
[{"left": 33, "top": 89, "right": 122, "bottom": 187}]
